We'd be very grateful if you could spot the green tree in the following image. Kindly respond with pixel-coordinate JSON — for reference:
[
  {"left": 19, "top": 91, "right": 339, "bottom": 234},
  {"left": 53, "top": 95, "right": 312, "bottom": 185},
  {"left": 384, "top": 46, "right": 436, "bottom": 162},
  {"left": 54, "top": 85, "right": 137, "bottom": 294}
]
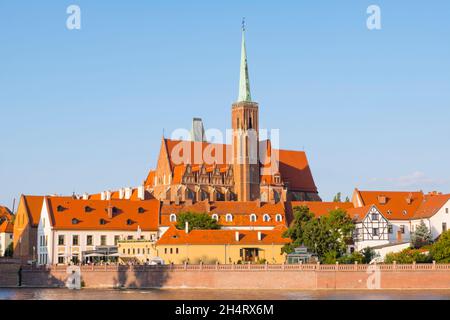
[
  {"left": 333, "top": 192, "right": 342, "bottom": 202},
  {"left": 430, "top": 230, "right": 450, "bottom": 263},
  {"left": 345, "top": 196, "right": 350, "bottom": 203},
  {"left": 411, "top": 221, "right": 432, "bottom": 249},
  {"left": 4, "top": 242, "right": 13, "bottom": 257},
  {"left": 384, "top": 248, "right": 431, "bottom": 264},
  {"left": 361, "top": 247, "right": 378, "bottom": 264},
  {"left": 281, "top": 206, "right": 314, "bottom": 254},
  {"left": 338, "top": 251, "right": 364, "bottom": 264},
  {"left": 175, "top": 212, "right": 220, "bottom": 232}
]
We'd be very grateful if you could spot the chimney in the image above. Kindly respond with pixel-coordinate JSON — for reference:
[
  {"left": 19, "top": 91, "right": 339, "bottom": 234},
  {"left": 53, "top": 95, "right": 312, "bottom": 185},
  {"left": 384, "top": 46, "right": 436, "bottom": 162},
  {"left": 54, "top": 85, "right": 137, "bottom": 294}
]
[
  {"left": 119, "top": 188, "right": 125, "bottom": 200},
  {"left": 185, "top": 221, "right": 189, "bottom": 234},
  {"left": 377, "top": 195, "right": 387, "bottom": 205},
  {"left": 125, "top": 187, "right": 132, "bottom": 200},
  {"left": 82, "top": 193, "right": 89, "bottom": 200},
  {"left": 101, "top": 191, "right": 106, "bottom": 201},
  {"left": 235, "top": 231, "right": 240, "bottom": 242},
  {"left": 257, "top": 231, "right": 262, "bottom": 241},
  {"left": 106, "top": 190, "right": 112, "bottom": 201},
  {"left": 107, "top": 206, "right": 113, "bottom": 219},
  {"left": 138, "top": 185, "right": 145, "bottom": 200}
]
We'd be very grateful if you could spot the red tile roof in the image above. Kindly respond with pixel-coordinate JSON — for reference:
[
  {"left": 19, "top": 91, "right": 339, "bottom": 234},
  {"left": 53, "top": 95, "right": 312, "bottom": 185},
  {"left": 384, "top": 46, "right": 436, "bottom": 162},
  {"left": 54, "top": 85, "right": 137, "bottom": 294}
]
[
  {"left": 0, "top": 206, "right": 13, "bottom": 221},
  {"left": 22, "top": 195, "right": 45, "bottom": 227},
  {"left": 354, "top": 189, "right": 424, "bottom": 220},
  {"left": 291, "top": 201, "right": 354, "bottom": 218},
  {"left": 45, "top": 197, "right": 160, "bottom": 231},
  {"left": 160, "top": 201, "right": 287, "bottom": 227},
  {"left": 413, "top": 193, "right": 450, "bottom": 219},
  {"left": 0, "top": 220, "right": 14, "bottom": 233},
  {"left": 157, "top": 225, "right": 290, "bottom": 246}
]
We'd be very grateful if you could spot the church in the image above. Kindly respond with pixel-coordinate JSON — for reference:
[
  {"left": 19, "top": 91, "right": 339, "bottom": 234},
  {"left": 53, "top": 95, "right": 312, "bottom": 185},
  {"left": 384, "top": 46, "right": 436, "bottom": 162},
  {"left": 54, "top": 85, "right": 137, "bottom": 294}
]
[{"left": 144, "top": 25, "right": 321, "bottom": 205}]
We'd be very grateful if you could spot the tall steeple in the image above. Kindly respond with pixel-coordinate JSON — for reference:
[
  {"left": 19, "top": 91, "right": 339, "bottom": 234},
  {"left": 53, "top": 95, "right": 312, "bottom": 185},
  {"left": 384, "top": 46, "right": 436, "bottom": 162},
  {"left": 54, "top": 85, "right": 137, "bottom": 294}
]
[{"left": 238, "top": 18, "right": 252, "bottom": 102}]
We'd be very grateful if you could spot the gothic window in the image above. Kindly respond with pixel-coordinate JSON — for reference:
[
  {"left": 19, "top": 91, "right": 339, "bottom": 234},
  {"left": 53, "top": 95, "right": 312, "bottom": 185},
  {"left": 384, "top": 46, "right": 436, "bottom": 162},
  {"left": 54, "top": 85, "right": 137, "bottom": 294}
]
[
  {"left": 212, "top": 214, "right": 219, "bottom": 221},
  {"left": 249, "top": 116, "right": 253, "bottom": 129},
  {"left": 275, "top": 214, "right": 283, "bottom": 222},
  {"left": 250, "top": 214, "right": 257, "bottom": 222},
  {"left": 170, "top": 214, "right": 177, "bottom": 222},
  {"left": 225, "top": 214, "right": 233, "bottom": 222},
  {"left": 263, "top": 214, "right": 270, "bottom": 222}
]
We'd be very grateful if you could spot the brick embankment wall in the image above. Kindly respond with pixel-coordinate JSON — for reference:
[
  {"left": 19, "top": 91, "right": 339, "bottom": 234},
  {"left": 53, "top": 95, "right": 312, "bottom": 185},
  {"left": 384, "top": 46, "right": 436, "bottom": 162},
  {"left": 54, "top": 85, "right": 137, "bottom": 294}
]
[
  {"left": 14, "top": 263, "right": 450, "bottom": 290},
  {"left": 0, "top": 263, "right": 20, "bottom": 287}
]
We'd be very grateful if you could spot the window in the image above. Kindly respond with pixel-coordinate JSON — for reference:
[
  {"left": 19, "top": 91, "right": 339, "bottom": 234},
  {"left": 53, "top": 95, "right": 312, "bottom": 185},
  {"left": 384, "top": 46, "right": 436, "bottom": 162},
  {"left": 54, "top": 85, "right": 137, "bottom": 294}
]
[
  {"left": 400, "top": 225, "right": 405, "bottom": 234},
  {"left": 388, "top": 225, "right": 393, "bottom": 234},
  {"left": 371, "top": 213, "right": 378, "bottom": 221},
  {"left": 114, "top": 235, "right": 120, "bottom": 245},
  {"left": 403, "top": 210, "right": 407, "bottom": 216},
  {"left": 138, "top": 207, "right": 145, "bottom": 214},
  {"left": 225, "top": 214, "right": 233, "bottom": 222},
  {"left": 446, "top": 208, "right": 449, "bottom": 214},
  {"left": 263, "top": 214, "right": 270, "bottom": 222},
  {"left": 71, "top": 218, "right": 79, "bottom": 225},
  {"left": 72, "top": 235, "right": 79, "bottom": 246},
  {"left": 170, "top": 248, "right": 173, "bottom": 254},
  {"left": 127, "top": 235, "right": 133, "bottom": 240},
  {"left": 99, "top": 219, "right": 106, "bottom": 225},
  {"left": 86, "top": 235, "right": 93, "bottom": 246},
  {"left": 250, "top": 214, "right": 257, "bottom": 222},
  {"left": 443, "top": 222, "right": 447, "bottom": 232},
  {"left": 164, "top": 248, "right": 167, "bottom": 254},
  {"left": 373, "top": 228, "right": 379, "bottom": 236},
  {"left": 212, "top": 214, "right": 219, "bottom": 221},
  {"left": 387, "top": 210, "right": 392, "bottom": 215},
  {"left": 101, "top": 235, "right": 107, "bottom": 246},
  {"left": 176, "top": 248, "right": 179, "bottom": 254},
  {"left": 170, "top": 214, "right": 177, "bottom": 222},
  {"left": 126, "top": 219, "right": 133, "bottom": 225},
  {"left": 57, "top": 205, "right": 64, "bottom": 212},
  {"left": 58, "top": 256, "right": 64, "bottom": 264},
  {"left": 58, "top": 235, "right": 65, "bottom": 246},
  {"left": 275, "top": 214, "right": 283, "bottom": 222},
  {"left": 84, "top": 206, "right": 93, "bottom": 213}
]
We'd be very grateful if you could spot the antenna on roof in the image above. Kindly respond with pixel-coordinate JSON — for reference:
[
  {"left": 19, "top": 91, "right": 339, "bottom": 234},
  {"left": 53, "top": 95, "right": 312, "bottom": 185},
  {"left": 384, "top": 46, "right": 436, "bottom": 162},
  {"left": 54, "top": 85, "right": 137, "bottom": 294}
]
[{"left": 12, "top": 198, "right": 16, "bottom": 214}]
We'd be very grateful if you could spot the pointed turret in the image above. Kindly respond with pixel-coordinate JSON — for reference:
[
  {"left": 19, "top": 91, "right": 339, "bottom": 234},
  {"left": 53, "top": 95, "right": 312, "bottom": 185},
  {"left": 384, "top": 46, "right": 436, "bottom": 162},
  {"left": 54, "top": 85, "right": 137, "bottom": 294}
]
[{"left": 238, "top": 20, "right": 252, "bottom": 102}]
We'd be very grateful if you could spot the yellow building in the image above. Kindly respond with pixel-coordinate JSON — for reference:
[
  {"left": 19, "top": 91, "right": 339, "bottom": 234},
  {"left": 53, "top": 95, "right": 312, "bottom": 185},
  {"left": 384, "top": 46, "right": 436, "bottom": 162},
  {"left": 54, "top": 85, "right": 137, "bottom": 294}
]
[
  {"left": 118, "top": 240, "right": 158, "bottom": 264},
  {"left": 156, "top": 226, "right": 290, "bottom": 264}
]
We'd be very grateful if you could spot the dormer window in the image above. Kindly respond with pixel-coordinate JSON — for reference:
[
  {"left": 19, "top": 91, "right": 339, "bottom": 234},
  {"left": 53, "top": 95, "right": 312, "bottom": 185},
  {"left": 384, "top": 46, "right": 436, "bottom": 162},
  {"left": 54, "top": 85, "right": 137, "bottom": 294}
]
[
  {"left": 57, "top": 205, "right": 65, "bottom": 212},
  {"left": 72, "top": 218, "right": 79, "bottom": 225},
  {"left": 126, "top": 219, "right": 133, "bottom": 225},
  {"left": 403, "top": 210, "right": 407, "bottom": 215},
  {"left": 84, "top": 206, "right": 93, "bottom": 213},
  {"left": 263, "top": 214, "right": 270, "bottom": 222},
  {"left": 99, "top": 218, "right": 106, "bottom": 225},
  {"left": 377, "top": 195, "right": 387, "bottom": 205},
  {"left": 250, "top": 214, "right": 257, "bottom": 222},
  {"left": 138, "top": 207, "right": 145, "bottom": 214},
  {"left": 387, "top": 210, "right": 392, "bottom": 215}
]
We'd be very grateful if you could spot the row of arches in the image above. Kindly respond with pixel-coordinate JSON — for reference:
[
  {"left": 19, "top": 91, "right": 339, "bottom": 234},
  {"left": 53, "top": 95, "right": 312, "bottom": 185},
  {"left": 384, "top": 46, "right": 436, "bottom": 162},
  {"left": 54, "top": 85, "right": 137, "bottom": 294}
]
[{"left": 169, "top": 213, "right": 283, "bottom": 223}]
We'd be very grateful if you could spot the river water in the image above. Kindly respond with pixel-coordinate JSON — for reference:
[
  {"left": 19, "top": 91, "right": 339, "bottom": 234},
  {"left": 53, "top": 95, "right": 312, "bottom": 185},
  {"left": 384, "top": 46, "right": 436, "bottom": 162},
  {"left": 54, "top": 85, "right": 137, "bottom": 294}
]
[{"left": 1, "top": 288, "right": 450, "bottom": 300}]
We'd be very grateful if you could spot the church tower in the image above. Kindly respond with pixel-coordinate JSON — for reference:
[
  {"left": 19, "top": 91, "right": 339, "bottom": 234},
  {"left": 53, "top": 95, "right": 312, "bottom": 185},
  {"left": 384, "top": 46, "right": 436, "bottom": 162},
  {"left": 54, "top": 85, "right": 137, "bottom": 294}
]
[{"left": 232, "top": 21, "right": 260, "bottom": 202}]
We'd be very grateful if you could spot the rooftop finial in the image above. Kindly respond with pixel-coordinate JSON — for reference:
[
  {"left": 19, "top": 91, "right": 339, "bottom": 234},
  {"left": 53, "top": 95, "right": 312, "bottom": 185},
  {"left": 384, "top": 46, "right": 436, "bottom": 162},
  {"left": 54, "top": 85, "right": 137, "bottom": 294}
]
[{"left": 242, "top": 17, "right": 246, "bottom": 32}]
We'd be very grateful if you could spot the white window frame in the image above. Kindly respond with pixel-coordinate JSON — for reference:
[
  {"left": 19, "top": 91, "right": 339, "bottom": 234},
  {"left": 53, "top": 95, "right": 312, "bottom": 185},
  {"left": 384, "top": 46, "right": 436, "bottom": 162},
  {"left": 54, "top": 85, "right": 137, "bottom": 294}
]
[
  {"left": 225, "top": 214, "right": 233, "bottom": 222},
  {"left": 275, "top": 214, "right": 283, "bottom": 222},
  {"left": 250, "top": 214, "right": 257, "bottom": 222},
  {"left": 212, "top": 214, "right": 219, "bottom": 221},
  {"left": 170, "top": 214, "right": 177, "bottom": 222},
  {"left": 263, "top": 214, "right": 271, "bottom": 222}
]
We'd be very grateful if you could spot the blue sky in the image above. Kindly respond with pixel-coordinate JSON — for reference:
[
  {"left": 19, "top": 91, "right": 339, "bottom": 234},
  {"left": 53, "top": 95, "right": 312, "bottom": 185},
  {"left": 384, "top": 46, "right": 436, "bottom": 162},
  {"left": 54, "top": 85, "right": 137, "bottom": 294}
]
[{"left": 1, "top": 1, "right": 449, "bottom": 209}]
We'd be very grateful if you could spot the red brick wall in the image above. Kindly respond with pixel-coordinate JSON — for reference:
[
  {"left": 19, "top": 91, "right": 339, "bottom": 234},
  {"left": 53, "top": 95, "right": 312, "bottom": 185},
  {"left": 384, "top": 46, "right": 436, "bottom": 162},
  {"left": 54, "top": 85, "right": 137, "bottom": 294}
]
[{"left": 13, "top": 264, "right": 450, "bottom": 290}]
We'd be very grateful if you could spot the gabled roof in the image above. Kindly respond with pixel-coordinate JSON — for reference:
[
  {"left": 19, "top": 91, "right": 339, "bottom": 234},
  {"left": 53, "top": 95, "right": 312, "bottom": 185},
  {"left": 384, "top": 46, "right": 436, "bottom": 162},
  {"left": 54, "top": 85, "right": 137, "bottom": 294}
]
[
  {"left": 157, "top": 225, "right": 290, "bottom": 246},
  {"left": 346, "top": 205, "right": 382, "bottom": 222},
  {"left": 0, "top": 220, "right": 14, "bottom": 233},
  {"left": 0, "top": 206, "right": 13, "bottom": 221},
  {"left": 291, "top": 201, "right": 354, "bottom": 218},
  {"left": 146, "top": 138, "right": 319, "bottom": 194},
  {"left": 45, "top": 197, "right": 160, "bottom": 231},
  {"left": 413, "top": 193, "right": 450, "bottom": 219},
  {"left": 21, "top": 195, "right": 45, "bottom": 227},
  {"left": 353, "top": 189, "right": 424, "bottom": 220}
]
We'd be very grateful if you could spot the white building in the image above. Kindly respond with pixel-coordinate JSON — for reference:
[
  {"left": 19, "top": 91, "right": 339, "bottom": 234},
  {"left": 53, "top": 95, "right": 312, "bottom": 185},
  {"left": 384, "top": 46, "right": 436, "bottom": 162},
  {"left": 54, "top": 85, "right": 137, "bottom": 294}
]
[
  {"left": 0, "top": 221, "right": 14, "bottom": 257},
  {"left": 37, "top": 196, "right": 160, "bottom": 265}
]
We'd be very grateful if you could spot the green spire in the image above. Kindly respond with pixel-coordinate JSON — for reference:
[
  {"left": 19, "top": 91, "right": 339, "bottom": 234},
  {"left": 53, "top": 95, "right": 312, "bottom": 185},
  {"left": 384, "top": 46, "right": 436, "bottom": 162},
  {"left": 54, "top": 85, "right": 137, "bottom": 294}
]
[{"left": 238, "top": 19, "right": 252, "bottom": 102}]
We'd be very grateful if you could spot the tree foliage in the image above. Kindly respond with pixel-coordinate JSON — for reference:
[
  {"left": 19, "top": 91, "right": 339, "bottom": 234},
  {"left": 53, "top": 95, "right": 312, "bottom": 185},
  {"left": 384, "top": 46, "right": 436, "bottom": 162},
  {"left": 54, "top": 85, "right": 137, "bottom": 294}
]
[
  {"left": 430, "top": 230, "right": 450, "bottom": 263},
  {"left": 4, "top": 242, "right": 13, "bottom": 257},
  {"left": 384, "top": 248, "right": 431, "bottom": 264},
  {"left": 282, "top": 206, "right": 355, "bottom": 262},
  {"left": 411, "top": 221, "right": 432, "bottom": 249},
  {"left": 175, "top": 212, "right": 220, "bottom": 232},
  {"left": 333, "top": 192, "right": 342, "bottom": 202}
]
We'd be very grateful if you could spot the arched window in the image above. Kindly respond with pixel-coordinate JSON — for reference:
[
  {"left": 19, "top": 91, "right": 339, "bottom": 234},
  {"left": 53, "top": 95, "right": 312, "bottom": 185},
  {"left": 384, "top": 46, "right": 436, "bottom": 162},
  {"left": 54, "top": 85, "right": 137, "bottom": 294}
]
[
  {"left": 170, "top": 214, "right": 177, "bottom": 222},
  {"left": 250, "top": 214, "right": 257, "bottom": 222},
  {"left": 263, "top": 214, "right": 270, "bottom": 222},
  {"left": 225, "top": 214, "right": 233, "bottom": 222},
  {"left": 212, "top": 214, "right": 219, "bottom": 221},
  {"left": 275, "top": 214, "right": 283, "bottom": 222}
]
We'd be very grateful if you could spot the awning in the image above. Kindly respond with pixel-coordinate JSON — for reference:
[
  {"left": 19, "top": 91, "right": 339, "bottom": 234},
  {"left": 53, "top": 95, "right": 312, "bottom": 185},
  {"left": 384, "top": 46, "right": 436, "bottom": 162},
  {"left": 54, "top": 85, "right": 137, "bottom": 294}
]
[
  {"left": 84, "top": 253, "right": 105, "bottom": 257},
  {"left": 107, "top": 253, "right": 120, "bottom": 257}
]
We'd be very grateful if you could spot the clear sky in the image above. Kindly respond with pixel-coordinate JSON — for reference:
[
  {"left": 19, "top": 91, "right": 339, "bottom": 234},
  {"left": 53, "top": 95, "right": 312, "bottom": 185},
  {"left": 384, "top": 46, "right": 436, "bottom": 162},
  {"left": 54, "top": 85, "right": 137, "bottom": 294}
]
[{"left": 1, "top": 1, "right": 449, "bottom": 209}]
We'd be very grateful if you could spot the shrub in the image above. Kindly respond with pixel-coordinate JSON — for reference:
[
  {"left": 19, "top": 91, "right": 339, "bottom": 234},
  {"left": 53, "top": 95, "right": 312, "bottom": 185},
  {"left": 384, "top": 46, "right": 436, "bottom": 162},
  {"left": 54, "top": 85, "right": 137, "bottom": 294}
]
[
  {"left": 430, "top": 230, "right": 450, "bottom": 263},
  {"left": 384, "top": 248, "right": 431, "bottom": 264}
]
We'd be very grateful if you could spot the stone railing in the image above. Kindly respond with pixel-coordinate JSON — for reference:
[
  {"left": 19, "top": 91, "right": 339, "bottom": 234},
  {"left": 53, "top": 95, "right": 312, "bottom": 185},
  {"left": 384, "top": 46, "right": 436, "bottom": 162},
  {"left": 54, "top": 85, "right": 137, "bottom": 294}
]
[{"left": 21, "top": 261, "right": 450, "bottom": 272}]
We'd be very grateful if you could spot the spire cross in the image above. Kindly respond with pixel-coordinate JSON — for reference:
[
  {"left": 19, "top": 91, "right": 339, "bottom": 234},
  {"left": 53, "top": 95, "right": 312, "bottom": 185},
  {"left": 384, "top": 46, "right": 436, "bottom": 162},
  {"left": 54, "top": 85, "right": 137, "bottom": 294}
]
[{"left": 242, "top": 17, "right": 245, "bottom": 32}]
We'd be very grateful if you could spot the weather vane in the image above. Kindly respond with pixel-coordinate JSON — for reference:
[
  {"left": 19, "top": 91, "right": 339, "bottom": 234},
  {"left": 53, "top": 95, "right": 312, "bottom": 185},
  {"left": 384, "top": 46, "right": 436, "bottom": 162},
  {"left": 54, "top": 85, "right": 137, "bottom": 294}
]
[{"left": 242, "top": 17, "right": 246, "bottom": 31}]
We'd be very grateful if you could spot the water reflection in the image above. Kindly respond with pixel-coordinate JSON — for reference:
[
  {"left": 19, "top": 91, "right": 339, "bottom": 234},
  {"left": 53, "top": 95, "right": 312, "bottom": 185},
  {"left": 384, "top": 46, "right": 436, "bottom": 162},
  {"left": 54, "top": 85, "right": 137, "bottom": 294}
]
[{"left": 1, "top": 288, "right": 450, "bottom": 300}]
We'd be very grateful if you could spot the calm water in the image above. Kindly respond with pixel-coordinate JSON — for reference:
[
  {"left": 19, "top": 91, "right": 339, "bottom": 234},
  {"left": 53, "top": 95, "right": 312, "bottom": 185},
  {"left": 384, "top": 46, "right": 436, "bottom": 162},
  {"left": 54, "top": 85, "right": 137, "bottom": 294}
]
[{"left": 1, "top": 288, "right": 450, "bottom": 300}]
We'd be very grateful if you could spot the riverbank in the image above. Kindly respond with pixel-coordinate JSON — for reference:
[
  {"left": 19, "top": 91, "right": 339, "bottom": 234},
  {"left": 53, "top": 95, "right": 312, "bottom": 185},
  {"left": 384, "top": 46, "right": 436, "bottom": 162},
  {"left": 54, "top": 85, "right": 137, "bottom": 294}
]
[{"left": 2, "top": 288, "right": 450, "bottom": 300}]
